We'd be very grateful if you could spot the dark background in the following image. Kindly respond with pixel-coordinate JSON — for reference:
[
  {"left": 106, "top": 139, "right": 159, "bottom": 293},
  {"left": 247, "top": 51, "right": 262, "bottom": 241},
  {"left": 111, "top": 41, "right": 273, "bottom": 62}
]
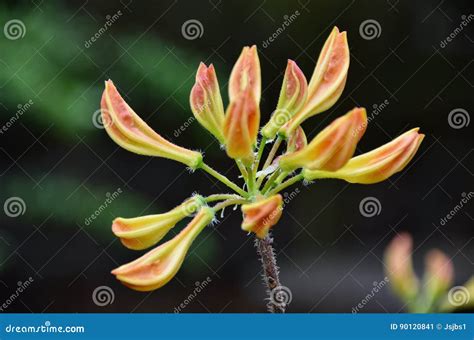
[{"left": 0, "top": 0, "right": 472, "bottom": 313}]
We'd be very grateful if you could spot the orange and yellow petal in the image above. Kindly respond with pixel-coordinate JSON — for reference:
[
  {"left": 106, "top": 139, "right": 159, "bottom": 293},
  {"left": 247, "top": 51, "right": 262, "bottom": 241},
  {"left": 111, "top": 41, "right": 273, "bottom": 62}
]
[{"left": 241, "top": 194, "right": 283, "bottom": 238}]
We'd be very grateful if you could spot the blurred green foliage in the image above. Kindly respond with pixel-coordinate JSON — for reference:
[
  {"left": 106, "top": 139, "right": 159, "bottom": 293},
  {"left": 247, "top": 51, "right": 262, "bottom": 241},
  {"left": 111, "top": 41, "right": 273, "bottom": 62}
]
[{"left": 0, "top": 4, "right": 218, "bottom": 140}]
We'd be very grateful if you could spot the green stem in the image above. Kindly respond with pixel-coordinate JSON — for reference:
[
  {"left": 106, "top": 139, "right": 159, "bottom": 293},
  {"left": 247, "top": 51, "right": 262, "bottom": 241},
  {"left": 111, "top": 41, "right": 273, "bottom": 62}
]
[
  {"left": 268, "top": 173, "right": 304, "bottom": 195},
  {"left": 261, "top": 169, "right": 281, "bottom": 194},
  {"left": 213, "top": 198, "right": 247, "bottom": 212},
  {"left": 256, "top": 137, "right": 282, "bottom": 188},
  {"left": 200, "top": 163, "right": 247, "bottom": 197},
  {"left": 205, "top": 194, "right": 243, "bottom": 203},
  {"left": 262, "top": 137, "right": 282, "bottom": 171},
  {"left": 236, "top": 160, "right": 249, "bottom": 183},
  {"left": 253, "top": 137, "right": 267, "bottom": 178}
]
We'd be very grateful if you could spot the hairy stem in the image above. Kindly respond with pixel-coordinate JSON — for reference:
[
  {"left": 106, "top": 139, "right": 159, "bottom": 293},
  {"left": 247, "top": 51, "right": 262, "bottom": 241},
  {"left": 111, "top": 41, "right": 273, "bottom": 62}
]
[
  {"left": 205, "top": 194, "right": 243, "bottom": 203},
  {"left": 213, "top": 198, "right": 247, "bottom": 212},
  {"left": 255, "top": 235, "right": 286, "bottom": 313},
  {"left": 200, "top": 163, "right": 247, "bottom": 197}
]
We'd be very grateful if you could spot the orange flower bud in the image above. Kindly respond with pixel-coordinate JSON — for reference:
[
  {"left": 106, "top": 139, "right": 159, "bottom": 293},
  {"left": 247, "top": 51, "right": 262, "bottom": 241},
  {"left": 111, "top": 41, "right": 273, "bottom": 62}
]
[
  {"left": 286, "top": 126, "right": 307, "bottom": 154},
  {"left": 303, "top": 128, "right": 424, "bottom": 183},
  {"left": 101, "top": 80, "right": 202, "bottom": 169},
  {"left": 223, "top": 86, "right": 260, "bottom": 163},
  {"left": 229, "top": 45, "right": 261, "bottom": 104},
  {"left": 190, "top": 63, "right": 225, "bottom": 144},
  {"left": 280, "top": 108, "right": 366, "bottom": 171},
  {"left": 241, "top": 194, "right": 283, "bottom": 239},
  {"left": 280, "top": 27, "right": 349, "bottom": 137},
  {"left": 262, "top": 60, "right": 308, "bottom": 139},
  {"left": 424, "top": 249, "right": 454, "bottom": 301},
  {"left": 111, "top": 207, "right": 214, "bottom": 292},
  {"left": 112, "top": 195, "right": 205, "bottom": 250},
  {"left": 384, "top": 233, "right": 419, "bottom": 300}
]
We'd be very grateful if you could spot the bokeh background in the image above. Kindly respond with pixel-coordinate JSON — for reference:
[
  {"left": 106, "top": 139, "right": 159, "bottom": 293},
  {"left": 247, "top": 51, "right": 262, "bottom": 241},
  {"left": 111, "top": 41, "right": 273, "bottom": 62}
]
[{"left": 0, "top": 0, "right": 472, "bottom": 313}]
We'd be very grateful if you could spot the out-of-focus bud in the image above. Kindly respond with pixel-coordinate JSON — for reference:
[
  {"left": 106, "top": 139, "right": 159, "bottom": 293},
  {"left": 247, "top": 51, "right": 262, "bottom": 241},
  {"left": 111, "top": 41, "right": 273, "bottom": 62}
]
[
  {"left": 261, "top": 60, "right": 308, "bottom": 139},
  {"left": 111, "top": 207, "right": 214, "bottom": 292},
  {"left": 223, "top": 86, "right": 260, "bottom": 163},
  {"left": 112, "top": 195, "right": 205, "bottom": 250},
  {"left": 241, "top": 194, "right": 283, "bottom": 239},
  {"left": 280, "top": 108, "right": 366, "bottom": 171},
  {"left": 384, "top": 233, "right": 419, "bottom": 301},
  {"left": 286, "top": 126, "right": 307, "bottom": 154},
  {"left": 303, "top": 128, "right": 424, "bottom": 183},
  {"left": 101, "top": 80, "right": 203, "bottom": 169},
  {"left": 229, "top": 45, "right": 261, "bottom": 104},
  {"left": 280, "top": 27, "right": 349, "bottom": 137},
  {"left": 190, "top": 63, "right": 225, "bottom": 144},
  {"left": 424, "top": 249, "right": 454, "bottom": 302}
]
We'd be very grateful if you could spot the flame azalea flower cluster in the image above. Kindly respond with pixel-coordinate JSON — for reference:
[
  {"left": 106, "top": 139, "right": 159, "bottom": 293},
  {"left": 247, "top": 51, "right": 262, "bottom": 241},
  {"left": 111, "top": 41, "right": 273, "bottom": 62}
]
[
  {"left": 101, "top": 27, "right": 424, "bottom": 292},
  {"left": 385, "top": 233, "right": 474, "bottom": 312}
]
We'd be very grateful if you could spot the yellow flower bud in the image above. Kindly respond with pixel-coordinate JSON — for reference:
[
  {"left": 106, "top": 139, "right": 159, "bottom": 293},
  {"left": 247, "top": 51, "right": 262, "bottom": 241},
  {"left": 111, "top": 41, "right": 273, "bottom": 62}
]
[
  {"left": 112, "top": 195, "right": 205, "bottom": 250},
  {"left": 101, "top": 80, "right": 202, "bottom": 169},
  {"left": 279, "top": 107, "right": 366, "bottom": 171},
  {"left": 280, "top": 27, "right": 349, "bottom": 137},
  {"left": 303, "top": 128, "right": 424, "bottom": 184},
  {"left": 223, "top": 86, "right": 260, "bottom": 163},
  {"left": 229, "top": 45, "right": 261, "bottom": 104},
  {"left": 424, "top": 249, "right": 454, "bottom": 302},
  {"left": 384, "top": 233, "right": 419, "bottom": 301},
  {"left": 190, "top": 63, "right": 225, "bottom": 144},
  {"left": 262, "top": 60, "right": 308, "bottom": 139},
  {"left": 112, "top": 207, "right": 214, "bottom": 292},
  {"left": 241, "top": 195, "right": 283, "bottom": 239}
]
